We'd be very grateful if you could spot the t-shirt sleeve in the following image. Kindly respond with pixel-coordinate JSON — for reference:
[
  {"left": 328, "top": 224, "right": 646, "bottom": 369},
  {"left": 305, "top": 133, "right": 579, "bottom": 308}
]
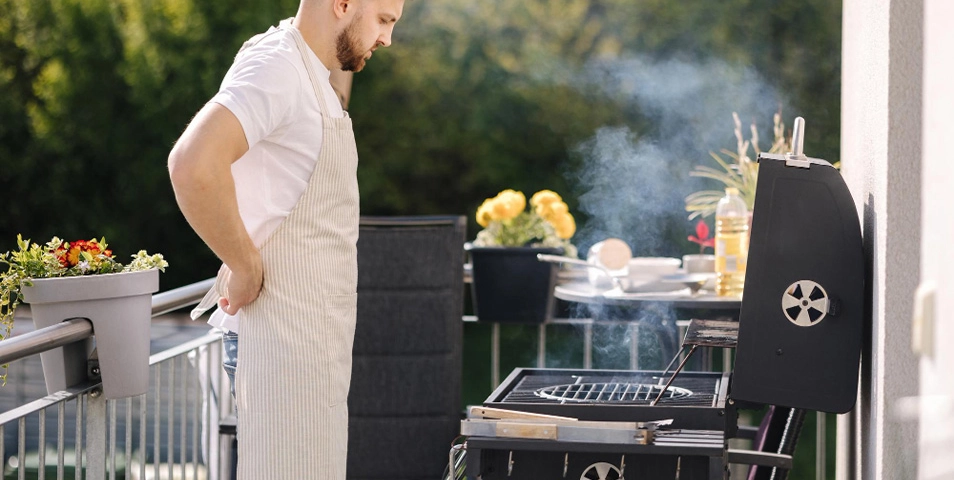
[{"left": 210, "top": 50, "right": 300, "bottom": 148}]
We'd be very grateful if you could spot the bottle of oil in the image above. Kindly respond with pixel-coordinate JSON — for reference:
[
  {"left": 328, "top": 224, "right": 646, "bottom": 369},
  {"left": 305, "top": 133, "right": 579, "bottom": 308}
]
[{"left": 715, "top": 187, "right": 749, "bottom": 297}]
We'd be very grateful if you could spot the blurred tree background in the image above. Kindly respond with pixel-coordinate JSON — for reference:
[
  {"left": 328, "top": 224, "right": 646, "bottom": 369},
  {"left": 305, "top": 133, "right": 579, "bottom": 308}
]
[
  {"left": 1, "top": 1, "right": 841, "bottom": 477},
  {"left": 0, "top": 0, "right": 840, "bottom": 289}
]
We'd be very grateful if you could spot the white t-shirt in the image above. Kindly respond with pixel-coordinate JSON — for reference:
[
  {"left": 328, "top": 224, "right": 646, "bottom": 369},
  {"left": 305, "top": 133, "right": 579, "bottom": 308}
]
[{"left": 207, "top": 23, "right": 344, "bottom": 332}]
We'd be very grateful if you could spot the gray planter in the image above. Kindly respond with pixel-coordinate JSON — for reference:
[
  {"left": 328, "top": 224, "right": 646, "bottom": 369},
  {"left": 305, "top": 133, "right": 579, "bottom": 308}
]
[{"left": 21, "top": 269, "right": 159, "bottom": 399}]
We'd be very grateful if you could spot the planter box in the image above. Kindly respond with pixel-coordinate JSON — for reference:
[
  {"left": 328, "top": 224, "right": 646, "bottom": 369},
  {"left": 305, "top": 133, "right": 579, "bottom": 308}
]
[
  {"left": 21, "top": 269, "right": 159, "bottom": 399},
  {"left": 466, "top": 246, "right": 562, "bottom": 324}
]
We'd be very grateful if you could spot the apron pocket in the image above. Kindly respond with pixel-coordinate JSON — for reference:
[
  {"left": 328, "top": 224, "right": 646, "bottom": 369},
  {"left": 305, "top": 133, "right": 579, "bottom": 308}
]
[{"left": 323, "top": 292, "right": 358, "bottom": 407}]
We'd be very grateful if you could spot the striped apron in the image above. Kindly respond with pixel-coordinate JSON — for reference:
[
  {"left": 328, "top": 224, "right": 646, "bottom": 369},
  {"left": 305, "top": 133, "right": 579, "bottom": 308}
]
[{"left": 204, "top": 26, "right": 359, "bottom": 479}]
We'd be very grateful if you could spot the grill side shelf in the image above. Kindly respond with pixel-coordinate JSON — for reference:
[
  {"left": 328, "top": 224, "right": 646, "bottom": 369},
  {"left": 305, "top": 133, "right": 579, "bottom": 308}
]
[{"left": 461, "top": 418, "right": 655, "bottom": 445}]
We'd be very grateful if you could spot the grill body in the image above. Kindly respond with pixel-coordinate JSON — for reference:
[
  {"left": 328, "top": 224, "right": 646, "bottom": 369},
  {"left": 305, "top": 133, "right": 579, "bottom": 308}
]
[
  {"left": 465, "top": 439, "right": 724, "bottom": 479},
  {"left": 465, "top": 368, "right": 733, "bottom": 479}
]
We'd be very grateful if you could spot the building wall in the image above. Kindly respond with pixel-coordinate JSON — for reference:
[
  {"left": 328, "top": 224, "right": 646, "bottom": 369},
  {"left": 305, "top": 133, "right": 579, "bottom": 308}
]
[
  {"left": 840, "top": 0, "right": 923, "bottom": 478},
  {"left": 918, "top": 1, "right": 954, "bottom": 478}
]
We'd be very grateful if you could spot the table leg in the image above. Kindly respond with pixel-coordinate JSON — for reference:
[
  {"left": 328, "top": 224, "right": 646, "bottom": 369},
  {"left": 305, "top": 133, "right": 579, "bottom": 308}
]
[
  {"left": 629, "top": 324, "right": 640, "bottom": 370},
  {"left": 583, "top": 322, "right": 593, "bottom": 369},
  {"left": 537, "top": 324, "right": 546, "bottom": 368}
]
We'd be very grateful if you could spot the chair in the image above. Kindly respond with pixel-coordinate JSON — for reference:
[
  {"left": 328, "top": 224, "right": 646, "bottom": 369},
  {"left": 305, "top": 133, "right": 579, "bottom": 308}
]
[
  {"left": 727, "top": 405, "right": 807, "bottom": 480},
  {"left": 347, "top": 216, "right": 466, "bottom": 480},
  {"left": 657, "top": 319, "right": 807, "bottom": 479}
]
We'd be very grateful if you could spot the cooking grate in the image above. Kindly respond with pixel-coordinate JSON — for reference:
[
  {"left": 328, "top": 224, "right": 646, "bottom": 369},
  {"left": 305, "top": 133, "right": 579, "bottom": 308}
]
[
  {"left": 500, "top": 372, "right": 719, "bottom": 407},
  {"left": 534, "top": 382, "right": 693, "bottom": 404}
]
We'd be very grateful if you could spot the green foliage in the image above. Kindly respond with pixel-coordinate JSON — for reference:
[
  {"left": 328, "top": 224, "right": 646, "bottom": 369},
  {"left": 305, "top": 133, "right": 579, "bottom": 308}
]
[
  {"left": 0, "top": 0, "right": 297, "bottom": 288},
  {"left": 0, "top": 0, "right": 841, "bottom": 286}
]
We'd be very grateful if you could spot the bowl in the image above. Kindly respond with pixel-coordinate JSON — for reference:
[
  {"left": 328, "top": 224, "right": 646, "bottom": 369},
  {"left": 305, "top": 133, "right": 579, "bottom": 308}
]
[
  {"left": 621, "top": 257, "right": 683, "bottom": 293},
  {"left": 627, "top": 257, "right": 681, "bottom": 280}
]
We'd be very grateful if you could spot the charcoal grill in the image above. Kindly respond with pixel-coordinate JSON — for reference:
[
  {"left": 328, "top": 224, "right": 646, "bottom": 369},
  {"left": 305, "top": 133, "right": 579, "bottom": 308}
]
[{"left": 458, "top": 118, "right": 866, "bottom": 479}]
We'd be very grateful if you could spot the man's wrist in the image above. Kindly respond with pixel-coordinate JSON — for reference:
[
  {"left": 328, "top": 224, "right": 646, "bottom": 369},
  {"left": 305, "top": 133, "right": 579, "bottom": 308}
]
[{"left": 227, "top": 246, "right": 262, "bottom": 277}]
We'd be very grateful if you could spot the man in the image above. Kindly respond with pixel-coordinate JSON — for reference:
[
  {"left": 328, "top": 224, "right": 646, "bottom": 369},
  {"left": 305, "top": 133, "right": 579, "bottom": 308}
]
[{"left": 167, "top": 0, "right": 404, "bottom": 477}]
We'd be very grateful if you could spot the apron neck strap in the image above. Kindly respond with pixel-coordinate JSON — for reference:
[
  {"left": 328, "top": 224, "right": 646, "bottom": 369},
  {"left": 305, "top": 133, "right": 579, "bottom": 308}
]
[{"left": 289, "top": 26, "right": 332, "bottom": 115}]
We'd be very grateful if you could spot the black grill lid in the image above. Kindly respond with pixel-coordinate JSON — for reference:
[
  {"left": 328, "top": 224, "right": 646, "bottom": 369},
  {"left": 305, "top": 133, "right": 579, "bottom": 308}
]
[{"left": 731, "top": 119, "right": 865, "bottom": 414}]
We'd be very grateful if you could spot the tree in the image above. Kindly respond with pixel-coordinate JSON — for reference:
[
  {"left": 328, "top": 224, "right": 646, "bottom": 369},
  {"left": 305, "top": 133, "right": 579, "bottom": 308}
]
[{"left": 0, "top": 0, "right": 841, "bottom": 280}]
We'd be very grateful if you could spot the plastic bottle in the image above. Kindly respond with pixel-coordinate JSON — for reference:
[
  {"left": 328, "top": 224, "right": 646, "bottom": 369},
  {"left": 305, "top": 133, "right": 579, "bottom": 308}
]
[{"left": 714, "top": 187, "right": 749, "bottom": 297}]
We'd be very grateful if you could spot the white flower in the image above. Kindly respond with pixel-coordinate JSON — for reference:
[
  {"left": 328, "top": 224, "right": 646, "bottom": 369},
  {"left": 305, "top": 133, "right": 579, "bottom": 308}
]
[{"left": 77, "top": 261, "right": 90, "bottom": 273}]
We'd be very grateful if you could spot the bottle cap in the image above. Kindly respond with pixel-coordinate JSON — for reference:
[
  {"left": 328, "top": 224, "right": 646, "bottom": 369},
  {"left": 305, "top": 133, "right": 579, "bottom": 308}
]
[{"left": 726, "top": 187, "right": 740, "bottom": 196}]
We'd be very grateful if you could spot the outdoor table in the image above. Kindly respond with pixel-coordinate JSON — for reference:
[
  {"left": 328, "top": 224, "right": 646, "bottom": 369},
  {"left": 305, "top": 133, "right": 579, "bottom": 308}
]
[
  {"left": 553, "top": 280, "right": 742, "bottom": 373},
  {"left": 554, "top": 280, "right": 742, "bottom": 310}
]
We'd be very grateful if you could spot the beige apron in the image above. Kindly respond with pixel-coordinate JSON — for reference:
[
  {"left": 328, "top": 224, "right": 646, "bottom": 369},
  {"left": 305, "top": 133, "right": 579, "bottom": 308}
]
[{"left": 196, "top": 24, "right": 359, "bottom": 479}]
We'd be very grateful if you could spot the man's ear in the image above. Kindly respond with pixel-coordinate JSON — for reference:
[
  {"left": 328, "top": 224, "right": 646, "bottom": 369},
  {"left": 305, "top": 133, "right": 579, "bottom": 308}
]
[{"left": 332, "top": 0, "right": 352, "bottom": 19}]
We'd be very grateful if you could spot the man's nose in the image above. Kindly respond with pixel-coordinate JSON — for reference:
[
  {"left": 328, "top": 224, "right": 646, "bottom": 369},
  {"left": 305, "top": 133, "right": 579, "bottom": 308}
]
[{"left": 379, "top": 31, "right": 392, "bottom": 48}]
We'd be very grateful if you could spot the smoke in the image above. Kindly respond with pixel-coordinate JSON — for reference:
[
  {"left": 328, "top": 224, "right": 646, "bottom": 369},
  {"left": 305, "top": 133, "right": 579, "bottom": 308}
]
[
  {"left": 550, "top": 303, "right": 679, "bottom": 371},
  {"left": 555, "top": 54, "right": 786, "bottom": 369},
  {"left": 568, "top": 54, "right": 789, "bottom": 256}
]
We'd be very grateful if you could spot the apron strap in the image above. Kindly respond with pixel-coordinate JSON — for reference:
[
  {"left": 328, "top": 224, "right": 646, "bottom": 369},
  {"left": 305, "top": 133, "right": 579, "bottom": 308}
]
[
  {"left": 235, "top": 18, "right": 292, "bottom": 58},
  {"left": 288, "top": 27, "right": 334, "bottom": 115},
  {"left": 190, "top": 265, "right": 231, "bottom": 320}
]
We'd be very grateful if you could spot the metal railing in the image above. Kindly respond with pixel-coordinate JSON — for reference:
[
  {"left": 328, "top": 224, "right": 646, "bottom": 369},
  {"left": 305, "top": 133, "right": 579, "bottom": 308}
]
[{"left": 0, "top": 277, "right": 226, "bottom": 480}]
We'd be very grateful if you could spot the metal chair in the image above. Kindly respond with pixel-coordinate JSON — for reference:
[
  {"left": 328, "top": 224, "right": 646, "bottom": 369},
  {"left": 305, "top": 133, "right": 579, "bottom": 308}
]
[
  {"left": 728, "top": 405, "right": 807, "bottom": 480},
  {"left": 347, "top": 216, "right": 467, "bottom": 480}
]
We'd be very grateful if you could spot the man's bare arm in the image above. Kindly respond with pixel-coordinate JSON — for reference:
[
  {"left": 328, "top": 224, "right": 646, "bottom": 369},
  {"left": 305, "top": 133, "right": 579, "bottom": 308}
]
[{"left": 168, "top": 103, "right": 262, "bottom": 315}]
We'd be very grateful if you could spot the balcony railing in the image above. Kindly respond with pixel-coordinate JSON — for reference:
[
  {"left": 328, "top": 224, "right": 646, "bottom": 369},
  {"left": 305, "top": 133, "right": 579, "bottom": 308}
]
[{"left": 0, "top": 278, "right": 228, "bottom": 480}]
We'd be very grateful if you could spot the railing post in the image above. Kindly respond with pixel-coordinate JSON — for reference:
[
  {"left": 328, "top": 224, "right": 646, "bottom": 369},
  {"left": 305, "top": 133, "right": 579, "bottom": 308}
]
[{"left": 85, "top": 389, "right": 107, "bottom": 480}]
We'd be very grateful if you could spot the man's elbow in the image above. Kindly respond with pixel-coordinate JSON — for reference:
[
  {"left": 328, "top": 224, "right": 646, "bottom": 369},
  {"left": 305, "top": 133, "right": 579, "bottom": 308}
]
[{"left": 168, "top": 143, "right": 200, "bottom": 192}]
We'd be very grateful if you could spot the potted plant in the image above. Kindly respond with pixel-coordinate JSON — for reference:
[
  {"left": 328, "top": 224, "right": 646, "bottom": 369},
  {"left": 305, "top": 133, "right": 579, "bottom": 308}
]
[
  {"left": 0, "top": 236, "right": 167, "bottom": 398},
  {"left": 685, "top": 111, "right": 791, "bottom": 219},
  {"left": 467, "top": 189, "right": 577, "bottom": 323}
]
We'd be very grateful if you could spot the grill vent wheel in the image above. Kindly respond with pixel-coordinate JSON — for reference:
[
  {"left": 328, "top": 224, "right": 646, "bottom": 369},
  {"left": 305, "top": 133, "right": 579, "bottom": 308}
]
[
  {"left": 781, "top": 280, "right": 829, "bottom": 327},
  {"left": 581, "top": 462, "right": 622, "bottom": 480}
]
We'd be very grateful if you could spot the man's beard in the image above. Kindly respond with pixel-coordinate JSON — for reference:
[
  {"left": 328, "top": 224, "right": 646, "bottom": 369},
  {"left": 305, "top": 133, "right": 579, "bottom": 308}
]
[{"left": 336, "top": 20, "right": 367, "bottom": 72}]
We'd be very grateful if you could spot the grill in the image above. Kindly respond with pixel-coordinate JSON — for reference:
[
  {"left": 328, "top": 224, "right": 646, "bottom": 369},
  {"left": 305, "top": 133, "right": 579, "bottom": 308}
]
[{"left": 459, "top": 118, "right": 866, "bottom": 480}]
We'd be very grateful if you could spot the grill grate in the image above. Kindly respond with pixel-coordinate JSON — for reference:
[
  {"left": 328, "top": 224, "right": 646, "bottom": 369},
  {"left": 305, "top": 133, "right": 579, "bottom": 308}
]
[
  {"left": 500, "top": 372, "right": 719, "bottom": 407},
  {"left": 534, "top": 382, "right": 693, "bottom": 404}
]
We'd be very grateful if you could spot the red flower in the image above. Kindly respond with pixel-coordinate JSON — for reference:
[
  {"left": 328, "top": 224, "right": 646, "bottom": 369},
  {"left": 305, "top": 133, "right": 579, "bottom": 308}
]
[
  {"left": 688, "top": 219, "right": 715, "bottom": 253},
  {"left": 52, "top": 242, "right": 69, "bottom": 268}
]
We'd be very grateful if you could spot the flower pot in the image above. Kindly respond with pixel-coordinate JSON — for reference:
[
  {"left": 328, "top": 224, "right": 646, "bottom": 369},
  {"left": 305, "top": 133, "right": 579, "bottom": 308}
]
[
  {"left": 21, "top": 269, "right": 159, "bottom": 399},
  {"left": 466, "top": 245, "right": 562, "bottom": 324}
]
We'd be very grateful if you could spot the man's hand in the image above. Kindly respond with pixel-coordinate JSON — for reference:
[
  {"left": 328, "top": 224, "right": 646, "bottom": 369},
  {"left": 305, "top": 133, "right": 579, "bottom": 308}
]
[{"left": 217, "top": 257, "right": 264, "bottom": 315}]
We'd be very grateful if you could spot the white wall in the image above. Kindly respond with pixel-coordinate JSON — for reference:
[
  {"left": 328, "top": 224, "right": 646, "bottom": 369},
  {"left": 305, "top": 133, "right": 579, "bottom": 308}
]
[
  {"left": 840, "top": 0, "right": 923, "bottom": 478},
  {"left": 917, "top": 1, "right": 954, "bottom": 478}
]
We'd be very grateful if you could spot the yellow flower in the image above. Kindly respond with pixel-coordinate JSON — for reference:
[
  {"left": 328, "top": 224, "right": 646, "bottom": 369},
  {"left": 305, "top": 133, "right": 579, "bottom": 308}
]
[
  {"left": 550, "top": 212, "right": 577, "bottom": 239},
  {"left": 530, "top": 190, "right": 562, "bottom": 209},
  {"left": 537, "top": 200, "right": 569, "bottom": 222},
  {"left": 476, "top": 199, "right": 495, "bottom": 227},
  {"left": 490, "top": 189, "right": 526, "bottom": 221}
]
